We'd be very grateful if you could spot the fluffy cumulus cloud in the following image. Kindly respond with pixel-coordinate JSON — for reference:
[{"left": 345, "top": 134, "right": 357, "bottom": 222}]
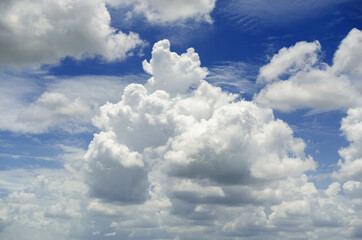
[
  {"left": 107, "top": 0, "right": 216, "bottom": 23},
  {"left": 0, "top": 0, "right": 145, "bottom": 67},
  {"left": 86, "top": 39, "right": 315, "bottom": 199},
  {"left": 142, "top": 39, "right": 208, "bottom": 95},
  {"left": 254, "top": 28, "right": 362, "bottom": 112},
  {"left": 1, "top": 37, "right": 362, "bottom": 239}
]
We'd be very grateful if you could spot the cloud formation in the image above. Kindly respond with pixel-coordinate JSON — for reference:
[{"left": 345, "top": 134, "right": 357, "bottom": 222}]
[
  {"left": 254, "top": 28, "right": 362, "bottom": 112},
  {"left": 79, "top": 40, "right": 350, "bottom": 239},
  {"left": 82, "top": 35, "right": 362, "bottom": 239},
  {"left": 1, "top": 33, "right": 362, "bottom": 239}
]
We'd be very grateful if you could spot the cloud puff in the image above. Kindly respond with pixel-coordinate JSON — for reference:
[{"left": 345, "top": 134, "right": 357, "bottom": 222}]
[
  {"left": 142, "top": 39, "right": 208, "bottom": 95},
  {"left": 254, "top": 28, "right": 362, "bottom": 112},
  {"left": 257, "top": 40, "right": 321, "bottom": 84},
  {"left": 107, "top": 0, "right": 216, "bottom": 23},
  {"left": 0, "top": 0, "right": 144, "bottom": 67}
]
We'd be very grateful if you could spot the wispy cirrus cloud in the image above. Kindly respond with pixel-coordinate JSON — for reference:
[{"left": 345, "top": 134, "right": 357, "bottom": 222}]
[
  {"left": 220, "top": 0, "right": 352, "bottom": 30},
  {"left": 106, "top": 0, "right": 216, "bottom": 24},
  {"left": 206, "top": 61, "right": 257, "bottom": 95}
]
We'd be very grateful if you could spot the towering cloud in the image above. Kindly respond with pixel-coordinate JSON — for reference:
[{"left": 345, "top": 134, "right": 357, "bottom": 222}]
[{"left": 82, "top": 40, "right": 320, "bottom": 234}]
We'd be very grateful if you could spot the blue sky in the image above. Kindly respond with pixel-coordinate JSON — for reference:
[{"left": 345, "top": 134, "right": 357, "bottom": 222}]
[{"left": 0, "top": 0, "right": 362, "bottom": 239}]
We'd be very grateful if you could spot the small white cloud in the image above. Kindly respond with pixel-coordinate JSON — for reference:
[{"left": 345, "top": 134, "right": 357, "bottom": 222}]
[
  {"left": 104, "top": 232, "right": 116, "bottom": 237},
  {"left": 325, "top": 182, "right": 341, "bottom": 197},
  {"left": 257, "top": 40, "right": 321, "bottom": 84},
  {"left": 107, "top": 0, "right": 216, "bottom": 24}
]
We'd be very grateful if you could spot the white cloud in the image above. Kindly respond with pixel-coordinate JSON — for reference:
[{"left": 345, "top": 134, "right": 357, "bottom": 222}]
[
  {"left": 142, "top": 39, "right": 208, "bottom": 96},
  {"left": 87, "top": 199, "right": 124, "bottom": 216},
  {"left": 0, "top": 0, "right": 145, "bottom": 67},
  {"left": 0, "top": 74, "right": 141, "bottom": 133},
  {"left": 333, "top": 107, "right": 362, "bottom": 180},
  {"left": 84, "top": 39, "right": 318, "bottom": 228},
  {"left": 83, "top": 131, "right": 149, "bottom": 203},
  {"left": 107, "top": 0, "right": 216, "bottom": 24},
  {"left": 332, "top": 28, "right": 362, "bottom": 78},
  {"left": 254, "top": 28, "right": 362, "bottom": 112},
  {"left": 17, "top": 92, "right": 90, "bottom": 133},
  {"left": 257, "top": 40, "right": 321, "bottom": 84},
  {"left": 104, "top": 232, "right": 116, "bottom": 237},
  {"left": 325, "top": 182, "right": 341, "bottom": 197}
]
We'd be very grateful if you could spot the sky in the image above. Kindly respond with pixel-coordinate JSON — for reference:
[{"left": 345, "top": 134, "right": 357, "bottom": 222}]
[{"left": 0, "top": 0, "right": 362, "bottom": 239}]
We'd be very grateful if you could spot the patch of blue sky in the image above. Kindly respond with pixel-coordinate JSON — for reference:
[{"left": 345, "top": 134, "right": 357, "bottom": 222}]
[
  {"left": 274, "top": 110, "right": 349, "bottom": 168},
  {"left": 0, "top": 130, "right": 92, "bottom": 170}
]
